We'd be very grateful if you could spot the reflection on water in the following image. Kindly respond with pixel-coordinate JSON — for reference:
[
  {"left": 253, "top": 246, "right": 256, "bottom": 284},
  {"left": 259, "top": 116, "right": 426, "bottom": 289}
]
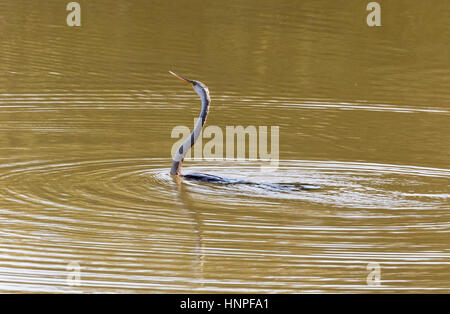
[
  {"left": 0, "top": 0, "right": 449, "bottom": 293},
  {"left": 1, "top": 158, "right": 449, "bottom": 292}
]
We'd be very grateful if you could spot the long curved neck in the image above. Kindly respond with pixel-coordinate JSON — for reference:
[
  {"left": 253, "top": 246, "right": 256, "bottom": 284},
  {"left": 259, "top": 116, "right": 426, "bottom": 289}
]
[{"left": 170, "top": 90, "right": 210, "bottom": 176}]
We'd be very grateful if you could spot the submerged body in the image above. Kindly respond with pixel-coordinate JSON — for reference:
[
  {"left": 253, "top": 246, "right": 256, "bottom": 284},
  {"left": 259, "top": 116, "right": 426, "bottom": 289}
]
[
  {"left": 183, "top": 173, "right": 321, "bottom": 191},
  {"left": 168, "top": 71, "right": 321, "bottom": 191}
]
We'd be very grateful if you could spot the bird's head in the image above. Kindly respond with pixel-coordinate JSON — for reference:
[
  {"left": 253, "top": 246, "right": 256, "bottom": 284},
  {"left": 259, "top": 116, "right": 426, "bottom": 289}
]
[{"left": 169, "top": 71, "right": 210, "bottom": 100}]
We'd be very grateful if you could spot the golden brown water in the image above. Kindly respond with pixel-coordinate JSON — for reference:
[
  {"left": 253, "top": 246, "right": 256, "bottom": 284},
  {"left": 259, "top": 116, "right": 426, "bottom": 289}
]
[{"left": 0, "top": 0, "right": 449, "bottom": 293}]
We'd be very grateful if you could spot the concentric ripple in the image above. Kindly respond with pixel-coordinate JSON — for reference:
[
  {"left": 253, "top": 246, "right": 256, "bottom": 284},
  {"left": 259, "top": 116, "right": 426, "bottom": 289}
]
[
  {"left": 1, "top": 157, "right": 449, "bottom": 292},
  {"left": 1, "top": 158, "right": 449, "bottom": 212},
  {"left": 176, "top": 159, "right": 450, "bottom": 210}
]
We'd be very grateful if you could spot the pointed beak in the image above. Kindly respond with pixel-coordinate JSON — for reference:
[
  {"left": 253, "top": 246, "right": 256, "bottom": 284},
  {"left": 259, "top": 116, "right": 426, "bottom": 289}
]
[{"left": 169, "top": 71, "right": 193, "bottom": 85}]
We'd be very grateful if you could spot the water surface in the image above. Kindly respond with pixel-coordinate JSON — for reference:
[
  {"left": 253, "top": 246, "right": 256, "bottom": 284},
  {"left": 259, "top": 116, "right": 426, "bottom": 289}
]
[{"left": 0, "top": 0, "right": 449, "bottom": 293}]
